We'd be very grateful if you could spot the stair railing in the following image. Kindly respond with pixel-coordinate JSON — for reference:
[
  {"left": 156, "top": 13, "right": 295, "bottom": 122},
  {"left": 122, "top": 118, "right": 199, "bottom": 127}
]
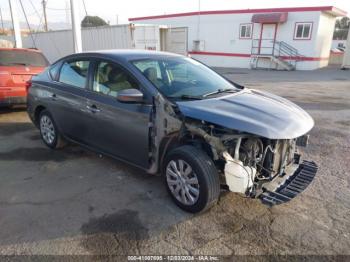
[
  {"left": 251, "top": 39, "right": 303, "bottom": 69},
  {"left": 274, "top": 41, "right": 301, "bottom": 68}
]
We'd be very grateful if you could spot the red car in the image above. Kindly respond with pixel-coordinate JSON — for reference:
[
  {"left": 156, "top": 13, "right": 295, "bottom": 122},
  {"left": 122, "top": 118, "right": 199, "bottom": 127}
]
[{"left": 0, "top": 48, "right": 49, "bottom": 107}]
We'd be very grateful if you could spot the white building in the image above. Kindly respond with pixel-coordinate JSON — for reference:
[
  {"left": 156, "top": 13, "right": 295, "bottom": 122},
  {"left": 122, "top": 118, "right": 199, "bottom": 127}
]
[{"left": 129, "top": 6, "right": 347, "bottom": 70}]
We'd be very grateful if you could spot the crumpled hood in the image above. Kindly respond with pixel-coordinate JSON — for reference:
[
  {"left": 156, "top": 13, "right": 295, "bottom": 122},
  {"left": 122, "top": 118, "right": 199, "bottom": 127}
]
[{"left": 176, "top": 89, "right": 314, "bottom": 139}]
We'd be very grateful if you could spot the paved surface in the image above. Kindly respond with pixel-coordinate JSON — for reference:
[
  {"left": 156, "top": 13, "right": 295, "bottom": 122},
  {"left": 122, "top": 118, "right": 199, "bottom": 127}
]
[{"left": 0, "top": 67, "right": 349, "bottom": 256}]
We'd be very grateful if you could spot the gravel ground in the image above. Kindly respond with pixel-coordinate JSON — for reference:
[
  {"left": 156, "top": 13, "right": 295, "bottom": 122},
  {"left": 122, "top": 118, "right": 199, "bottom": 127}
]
[{"left": 0, "top": 67, "right": 349, "bottom": 258}]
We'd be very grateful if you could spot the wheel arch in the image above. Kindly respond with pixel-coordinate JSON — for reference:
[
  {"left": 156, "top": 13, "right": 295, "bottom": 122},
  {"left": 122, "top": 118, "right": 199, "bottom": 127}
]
[
  {"left": 33, "top": 105, "right": 47, "bottom": 127},
  {"left": 158, "top": 132, "right": 215, "bottom": 173}
]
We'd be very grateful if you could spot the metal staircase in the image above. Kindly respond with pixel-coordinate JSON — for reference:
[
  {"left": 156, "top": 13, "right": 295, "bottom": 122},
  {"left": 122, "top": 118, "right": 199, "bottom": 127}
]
[{"left": 250, "top": 39, "right": 302, "bottom": 71}]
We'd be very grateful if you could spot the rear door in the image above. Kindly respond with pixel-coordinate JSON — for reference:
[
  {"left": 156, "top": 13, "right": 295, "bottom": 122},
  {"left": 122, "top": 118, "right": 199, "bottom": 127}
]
[
  {"left": 48, "top": 59, "right": 92, "bottom": 144},
  {"left": 83, "top": 59, "right": 152, "bottom": 168}
]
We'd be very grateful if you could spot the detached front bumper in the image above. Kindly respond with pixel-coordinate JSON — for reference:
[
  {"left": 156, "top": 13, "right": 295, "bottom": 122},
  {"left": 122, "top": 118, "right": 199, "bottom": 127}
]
[{"left": 258, "top": 160, "right": 318, "bottom": 206}]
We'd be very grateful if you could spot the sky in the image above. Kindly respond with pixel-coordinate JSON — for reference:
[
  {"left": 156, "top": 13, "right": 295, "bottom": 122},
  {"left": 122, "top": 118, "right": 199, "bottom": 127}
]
[{"left": 0, "top": 0, "right": 349, "bottom": 29}]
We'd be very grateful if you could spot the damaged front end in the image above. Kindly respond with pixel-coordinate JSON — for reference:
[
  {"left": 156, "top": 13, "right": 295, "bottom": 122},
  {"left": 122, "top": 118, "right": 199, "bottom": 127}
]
[
  {"left": 149, "top": 94, "right": 318, "bottom": 206},
  {"left": 186, "top": 122, "right": 318, "bottom": 206},
  {"left": 185, "top": 119, "right": 318, "bottom": 204}
]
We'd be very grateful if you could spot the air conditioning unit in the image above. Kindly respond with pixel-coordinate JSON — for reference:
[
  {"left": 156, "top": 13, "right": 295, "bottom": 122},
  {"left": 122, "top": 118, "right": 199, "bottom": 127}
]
[{"left": 193, "top": 40, "right": 205, "bottom": 51}]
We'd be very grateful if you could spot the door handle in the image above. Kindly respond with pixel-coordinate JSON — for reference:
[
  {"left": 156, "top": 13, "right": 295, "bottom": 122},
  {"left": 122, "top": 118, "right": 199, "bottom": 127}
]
[
  {"left": 86, "top": 104, "right": 100, "bottom": 113},
  {"left": 51, "top": 94, "right": 58, "bottom": 101}
]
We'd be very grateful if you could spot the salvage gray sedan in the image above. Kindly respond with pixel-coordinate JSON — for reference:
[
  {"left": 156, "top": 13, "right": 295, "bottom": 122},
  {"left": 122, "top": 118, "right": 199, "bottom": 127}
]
[{"left": 27, "top": 50, "right": 318, "bottom": 213}]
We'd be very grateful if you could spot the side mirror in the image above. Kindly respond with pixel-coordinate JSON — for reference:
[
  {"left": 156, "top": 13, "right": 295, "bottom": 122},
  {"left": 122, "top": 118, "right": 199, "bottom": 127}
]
[{"left": 117, "top": 89, "right": 144, "bottom": 103}]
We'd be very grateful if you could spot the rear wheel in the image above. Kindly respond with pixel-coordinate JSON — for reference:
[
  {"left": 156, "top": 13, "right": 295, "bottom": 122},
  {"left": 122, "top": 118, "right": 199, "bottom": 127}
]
[
  {"left": 39, "top": 110, "right": 65, "bottom": 149},
  {"left": 163, "top": 145, "right": 220, "bottom": 213}
]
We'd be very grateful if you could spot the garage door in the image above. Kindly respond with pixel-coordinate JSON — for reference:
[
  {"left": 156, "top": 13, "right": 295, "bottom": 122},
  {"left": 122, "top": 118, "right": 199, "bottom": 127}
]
[{"left": 164, "top": 27, "right": 188, "bottom": 55}]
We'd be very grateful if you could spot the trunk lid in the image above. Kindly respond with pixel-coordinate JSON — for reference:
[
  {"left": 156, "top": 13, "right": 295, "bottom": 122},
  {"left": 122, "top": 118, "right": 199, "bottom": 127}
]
[{"left": 0, "top": 66, "right": 44, "bottom": 88}]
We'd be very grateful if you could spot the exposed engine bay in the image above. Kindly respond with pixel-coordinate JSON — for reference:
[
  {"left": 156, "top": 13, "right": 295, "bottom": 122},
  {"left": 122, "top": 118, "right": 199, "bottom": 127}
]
[
  {"left": 183, "top": 121, "right": 304, "bottom": 196},
  {"left": 149, "top": 94, "right": 314, "bottom": 202}
]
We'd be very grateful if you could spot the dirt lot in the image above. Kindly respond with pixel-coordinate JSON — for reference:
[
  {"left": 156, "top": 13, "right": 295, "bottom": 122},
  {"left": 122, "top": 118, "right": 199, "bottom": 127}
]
[{"left": 0, "top": 67, "right": 349, "bottom": 257}]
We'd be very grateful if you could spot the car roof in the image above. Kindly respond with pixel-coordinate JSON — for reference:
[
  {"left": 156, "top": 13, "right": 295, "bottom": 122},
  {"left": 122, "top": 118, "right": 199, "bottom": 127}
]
[{"left": 59, "top": 49, "right": 184, "bottom": 63}]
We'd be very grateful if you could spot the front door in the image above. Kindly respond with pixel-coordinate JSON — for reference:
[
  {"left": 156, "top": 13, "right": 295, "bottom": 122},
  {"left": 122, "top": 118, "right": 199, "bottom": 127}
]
[
  {"left": 259, "top": 24, "right": 277, "bottom": 55},
  {"left": 84, "top": 60, "right": 152, "bottom": 168}
]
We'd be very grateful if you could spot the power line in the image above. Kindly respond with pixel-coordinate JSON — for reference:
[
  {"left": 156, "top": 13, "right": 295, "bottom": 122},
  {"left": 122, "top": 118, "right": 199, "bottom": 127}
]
[
  {"left": 46, "top": 6, "right": 70, "bottom": 11},
  {"left": 33, "top": 0, "right": 62, "bottom": 57},
  {"left": 82, "top": 0, "right": 88, "bottom": 16},
  {"left": 81, "top": 0, "right": 96, "bottom": 49},
  {"left": 26, "top": 10, "right": 41, "bottom": 16},
  {"left": 33, "top": 0, "right": 65, "bottom": 55},
  {"left": 33, "top": 0, "right": 48, "bottom": 36},
  {"left": 27, "top": 0, "right": 43, "bottom": 32},
  {"left": 34, "top": 11, "right": 44, "bottom": 32},
  {"left": 28, "top": 0, "right": 41, "bottom": 18},
  {"left": 18, "top": 0, "right": 37, "bottom": 48},
  {"left": 31, "top": 0, "right": 48, "bottom": 34}
]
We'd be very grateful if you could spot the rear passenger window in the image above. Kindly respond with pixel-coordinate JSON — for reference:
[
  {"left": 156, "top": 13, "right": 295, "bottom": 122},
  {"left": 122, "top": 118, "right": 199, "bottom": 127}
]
[
  {"left": 49, "top": 62, "right": 61, "bottom": 81},
  {"left": 59, "top": 60, "right": 90, "bottom": 88}
]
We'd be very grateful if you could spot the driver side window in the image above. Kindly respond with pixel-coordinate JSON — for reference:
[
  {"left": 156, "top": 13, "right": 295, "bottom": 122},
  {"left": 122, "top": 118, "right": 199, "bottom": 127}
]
[{"left": 93, "top": 61, "right": 138, "bottom": 98}]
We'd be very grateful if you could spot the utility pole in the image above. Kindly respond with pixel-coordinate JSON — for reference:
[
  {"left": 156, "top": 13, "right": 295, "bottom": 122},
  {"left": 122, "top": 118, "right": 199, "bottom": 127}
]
[
  {"left": 42, "top": 0, "right": 48, "bottom": 31},
  {"left": 8, "top": 0, "right": 22, "bottom": 48},
  {"left": 0, "top": 8, "right": 4, "bottom": 33},
  {"left": 70, "top": 0, "right": 82, "bottom": 53}
]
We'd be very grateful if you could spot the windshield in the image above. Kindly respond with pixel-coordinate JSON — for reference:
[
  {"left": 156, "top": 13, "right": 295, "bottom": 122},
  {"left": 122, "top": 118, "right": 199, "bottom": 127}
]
[
  {"left": 0, "top": 50, "right": 49, "bottom": 67},
  {"left": 131, "top": 57, "right": 238, "bottom": 99}
]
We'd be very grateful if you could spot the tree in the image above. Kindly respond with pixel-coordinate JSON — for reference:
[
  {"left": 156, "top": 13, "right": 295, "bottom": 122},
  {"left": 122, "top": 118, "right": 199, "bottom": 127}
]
[
  {"left": 81, "top": 16, "right": 108, "bottom": 28},
  {"left": 333, "top": 17, "right": 349, "bottom": 40}
]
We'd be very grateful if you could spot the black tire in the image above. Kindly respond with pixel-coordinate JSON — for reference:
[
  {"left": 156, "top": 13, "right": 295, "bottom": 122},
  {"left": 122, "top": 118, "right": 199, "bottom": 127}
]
[
  {"left": 39, "top": 110, "right": 66, "bottom": 149},
  {"left": 162, "top": 145, "right": 220, "bottom": 213}
]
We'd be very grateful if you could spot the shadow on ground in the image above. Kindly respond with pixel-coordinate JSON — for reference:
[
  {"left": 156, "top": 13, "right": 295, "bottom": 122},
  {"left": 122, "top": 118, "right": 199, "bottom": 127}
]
[{"left": 0, "top": 114, "right": 192, "bottom": 252}]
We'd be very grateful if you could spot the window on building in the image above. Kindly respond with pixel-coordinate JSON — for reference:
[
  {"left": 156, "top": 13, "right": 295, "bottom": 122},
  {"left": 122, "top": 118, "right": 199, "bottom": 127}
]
[
  {"left": 239, "top": 24, "right": 252, "bottom": 39},
  {"left": 59, "top": 60, "right": 90, "bottom": 89},
  {"left": 294, "top": 22, "right": 313, "bottom": 40}
]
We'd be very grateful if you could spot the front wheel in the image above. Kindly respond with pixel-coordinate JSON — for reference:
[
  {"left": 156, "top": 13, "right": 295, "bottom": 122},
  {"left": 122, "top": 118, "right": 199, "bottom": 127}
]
[{"left": 162, "top": 145, "right": 220, "bottom": 213}]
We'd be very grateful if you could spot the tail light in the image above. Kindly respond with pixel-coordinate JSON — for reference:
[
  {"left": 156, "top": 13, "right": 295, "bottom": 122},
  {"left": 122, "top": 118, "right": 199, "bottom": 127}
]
[{"left": 25, "top": 80, "right": 32, "bottom": 92}]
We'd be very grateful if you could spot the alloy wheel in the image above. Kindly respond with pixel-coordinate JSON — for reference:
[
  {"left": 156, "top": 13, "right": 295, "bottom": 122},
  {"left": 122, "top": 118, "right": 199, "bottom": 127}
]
[
  {"left": 40, "top": 115, "right": 56, "bottom": 145},
  {"left": 166, "top": 159, "right": 200, "bottom": 205}
]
